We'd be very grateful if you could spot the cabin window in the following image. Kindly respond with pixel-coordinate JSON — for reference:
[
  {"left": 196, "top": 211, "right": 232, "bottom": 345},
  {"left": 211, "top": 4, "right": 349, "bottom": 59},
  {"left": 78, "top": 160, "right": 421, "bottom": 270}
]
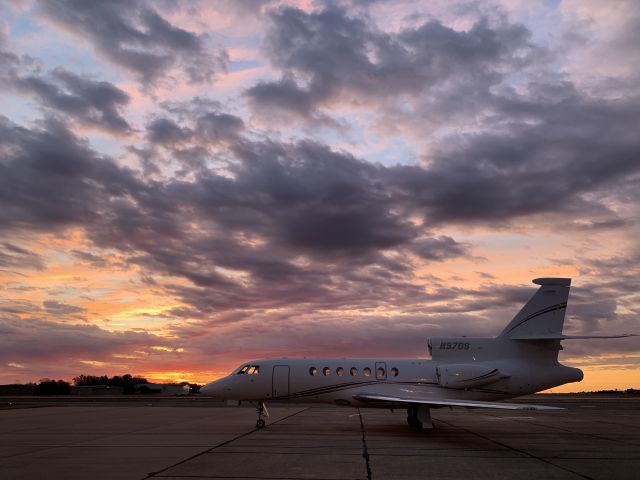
[
  {"left": 391, "top": 367, "right": 399, "bottom": 377},
  {"left": 350, "top": 367, "right": 358, "bottom": 376},
  {"left": 309, "top": 367, "right": 317, "bottom": 376},
  {"left": 336, "top": 367, "right": 344, "bottom": 377},
  {"left": 322, "top": 367, "right": 331, "bottom": 376},
  {"left": 376, "top": 367, "right": 385, "bottom": 379},
  {"left": 363, "top": 367, "right": 371, "bottom": 377}
]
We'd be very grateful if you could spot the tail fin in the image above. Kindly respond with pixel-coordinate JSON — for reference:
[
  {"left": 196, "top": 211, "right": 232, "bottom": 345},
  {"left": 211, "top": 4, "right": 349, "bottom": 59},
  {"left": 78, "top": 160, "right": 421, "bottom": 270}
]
[{"left": 499, "top": 278, "right": 571, "bottom": 340}]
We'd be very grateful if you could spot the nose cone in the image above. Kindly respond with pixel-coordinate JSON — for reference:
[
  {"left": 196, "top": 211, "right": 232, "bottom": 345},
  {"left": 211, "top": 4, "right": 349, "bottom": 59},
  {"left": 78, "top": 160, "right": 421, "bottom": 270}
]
[{"left": 200, "top": 377, "right": 232, "bottom": 398}]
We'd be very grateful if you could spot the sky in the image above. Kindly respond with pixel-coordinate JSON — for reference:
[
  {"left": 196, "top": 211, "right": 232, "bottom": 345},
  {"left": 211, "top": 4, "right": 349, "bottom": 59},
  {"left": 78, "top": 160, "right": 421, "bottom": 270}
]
[{"left": 0, "top": 0, "right": 639, "bottom": 392}]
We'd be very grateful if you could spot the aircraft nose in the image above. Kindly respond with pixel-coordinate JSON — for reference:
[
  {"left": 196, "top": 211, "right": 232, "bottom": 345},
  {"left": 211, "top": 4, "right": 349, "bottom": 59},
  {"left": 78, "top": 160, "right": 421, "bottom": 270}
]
[{"left": 200, "top": 377, "right": 232, "bottom": 398}]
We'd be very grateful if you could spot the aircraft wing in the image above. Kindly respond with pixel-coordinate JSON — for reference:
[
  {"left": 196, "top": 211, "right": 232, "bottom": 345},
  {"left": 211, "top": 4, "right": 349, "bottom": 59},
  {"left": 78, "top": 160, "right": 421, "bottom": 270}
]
[{"left": 353, "top": 392, "right": 562, "bottom": 411}]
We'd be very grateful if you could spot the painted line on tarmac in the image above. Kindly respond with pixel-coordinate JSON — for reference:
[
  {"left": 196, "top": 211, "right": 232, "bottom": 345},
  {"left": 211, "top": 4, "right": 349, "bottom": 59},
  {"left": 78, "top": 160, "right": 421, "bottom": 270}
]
[
  {"left": 436, "top": 417, "right": 596, "bottom": 480},
  {"left": 141, "top": 407, "right": 309, "bottom": 479}
]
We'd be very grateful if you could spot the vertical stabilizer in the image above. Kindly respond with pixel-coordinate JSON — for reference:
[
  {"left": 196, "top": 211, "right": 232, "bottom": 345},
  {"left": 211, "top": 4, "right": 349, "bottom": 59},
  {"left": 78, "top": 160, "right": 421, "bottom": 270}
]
[{"left": 499, "top": 278, "right": 571, "bottom": 339}]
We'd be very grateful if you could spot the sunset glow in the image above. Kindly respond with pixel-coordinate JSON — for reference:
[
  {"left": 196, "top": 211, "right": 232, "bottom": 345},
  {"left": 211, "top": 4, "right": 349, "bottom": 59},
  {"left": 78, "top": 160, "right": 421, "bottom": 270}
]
[{"left": 1, "top": 0, "right": 638, "bottom": 391}]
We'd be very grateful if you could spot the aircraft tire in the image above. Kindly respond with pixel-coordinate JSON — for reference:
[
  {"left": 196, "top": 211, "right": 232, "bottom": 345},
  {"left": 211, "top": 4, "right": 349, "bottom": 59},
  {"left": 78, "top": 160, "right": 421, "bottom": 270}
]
[
  {"left": 256, "top": 419, "right": 266, "bottom": 428},
  {"left": 417, "top": 421, "right": 433, "bottom": 434},
  {"left": 407, "top": 414, "right": 418, "bottom": 427}
]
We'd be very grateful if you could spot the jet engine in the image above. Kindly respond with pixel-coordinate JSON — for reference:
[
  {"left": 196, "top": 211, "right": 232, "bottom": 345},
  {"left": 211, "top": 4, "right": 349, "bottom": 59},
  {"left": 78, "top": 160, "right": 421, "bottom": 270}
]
[{"left": 436, "top": 363, "right": 502, "bottom": 389}]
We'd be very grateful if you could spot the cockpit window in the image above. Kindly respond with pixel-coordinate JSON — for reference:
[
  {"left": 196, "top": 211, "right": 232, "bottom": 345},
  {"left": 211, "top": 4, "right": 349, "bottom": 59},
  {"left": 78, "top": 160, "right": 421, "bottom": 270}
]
[{"left": 237, "top": 364, "right": 260, "bottom": 375}]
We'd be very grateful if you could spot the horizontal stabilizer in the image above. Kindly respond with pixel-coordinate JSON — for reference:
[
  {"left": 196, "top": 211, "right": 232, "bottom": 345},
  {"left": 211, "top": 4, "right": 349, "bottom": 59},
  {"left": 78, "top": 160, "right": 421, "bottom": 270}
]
[
  {"left": 511, "top": 333, "right": 637, "bottom": 341},
  {"left": 353, "top": 393, "right": 562, "bottom": 411}
]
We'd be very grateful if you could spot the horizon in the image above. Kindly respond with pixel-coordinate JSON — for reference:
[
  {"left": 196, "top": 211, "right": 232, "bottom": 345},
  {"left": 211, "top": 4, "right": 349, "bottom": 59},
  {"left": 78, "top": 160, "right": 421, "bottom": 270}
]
[{"left": 1, "top": 0, "right": 639, "bottom": 392}]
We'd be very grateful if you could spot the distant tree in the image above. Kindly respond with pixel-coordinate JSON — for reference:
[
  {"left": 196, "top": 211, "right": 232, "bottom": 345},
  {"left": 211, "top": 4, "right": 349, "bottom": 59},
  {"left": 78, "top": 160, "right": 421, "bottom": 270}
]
[
  {"left": 73, "top": 374, "right": 101, "bottom": 386},
  {"left": 72, "top": 373, "right": 147, "bottom": 393},
  {"left": 34, "top": 379, "right": 71, "bottom": 395},
  {"left": 188, "top": 383, "right": 203, "bottom": 394}
]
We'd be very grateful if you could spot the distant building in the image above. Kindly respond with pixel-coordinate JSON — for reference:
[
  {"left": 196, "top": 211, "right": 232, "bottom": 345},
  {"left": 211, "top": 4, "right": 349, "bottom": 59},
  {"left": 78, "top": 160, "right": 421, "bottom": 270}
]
[
  {"left": 134, "top": 383, "right": 190, "bottom": 395},
  {"left": 71, "top": 385, "right": 123, "bottom": 395},
  {"left": 0, "top": 384, "right": 35, "bottom": 396}
]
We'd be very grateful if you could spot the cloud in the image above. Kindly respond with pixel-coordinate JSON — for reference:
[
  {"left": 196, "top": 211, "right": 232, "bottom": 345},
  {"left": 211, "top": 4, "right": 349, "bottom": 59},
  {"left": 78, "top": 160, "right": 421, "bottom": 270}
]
[
  {"left": 0, "top": 22, "right": 132, "bottom": 134},
  {"left": 0, "top": 115, "right": 142, "bottom": 231},
  {"left": 147, "top": 117, "right": 190, "bottom": 145},
  {"left": 390, "top": 86, "right": 640, "bottom": 224},
  {"left": 245, "top": 77, "right": 316, "bottom": 119},
  {"left": 70, "top": 249, "right": 108, "bottom": 268},
  {"left": 146, "top": 110, "right": 244, "bottom": 147},
  {"left": 2, "top": 1, "right": 640, "bottom": 384},
  {"left": 246, "top": 6, "right": 535, "bottom": 123},
  {"left": 42, "top": 300, "right": 86, "bottom": 317},
  {"left": 2, "top": 104, "right": 638, "bottom": 325},
  {"left": 0, "top": 316, "right": 166, "bottom": 365},
  {"left": 12, "top": 68, "right": 133, "bottom": 134},
  {"left": 408, "top": 236, "right": 470, "bottom": 261},
  {"left": 38, "top": 0, "right": 228, "bottom": 84},
  {"left": 0, "top": 242, "right": 44, "bottom": 270}
]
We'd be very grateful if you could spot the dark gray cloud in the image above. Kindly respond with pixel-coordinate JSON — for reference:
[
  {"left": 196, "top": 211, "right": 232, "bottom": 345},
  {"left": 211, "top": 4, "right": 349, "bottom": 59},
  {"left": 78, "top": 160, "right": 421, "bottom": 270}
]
[
  {"left": 387, "top": 86, "right": 640, "bottom": 225},
  {"left": 245, "top": 78, "right": 315, "bottom": 119},
  {"left": 0, "top": 243, "right": 44, "bottom": 270},
  {"left": 195, "top": 139, "right": 416, "bottom": 253},
  {"left": 409, "top": 236, "right": 470, "bottom": 261},
  {"left": 0, "top": 22, "right": 132, "bottom": 134},
  {"left": 195, "top": 112, "right": 245, "bottom": 144},
  {"left": 38, "top": 0, "right": 227, "bottom": 84},
  {"left": 42, "top": 300, "right": 86, "bottom": 317},
  {"left": 246, "top": 6, "right": 534, "bottom": 120},
  {"left": 146, "top": 111, "right": 244, "bottom": 147},
  {"left": 0, "top": 22, "right": 23, "bottom": 75},
  {"left": 139, "top": 99, "right": 246, "bottom": 175},
  {"left": 13, "top": 69, "right": 132, "bottom": 134},
  {"left": 71, "top": 250, "right": 108, "bottom": 268},
  {"left": 147, "top": 117, "right": 190, "bottom": 145},
  {"left": 0, "top": 115, "right": 142, "bottom": 231},
  {"left": 0, "top": 316, "right": 166, "bottom": 363}
]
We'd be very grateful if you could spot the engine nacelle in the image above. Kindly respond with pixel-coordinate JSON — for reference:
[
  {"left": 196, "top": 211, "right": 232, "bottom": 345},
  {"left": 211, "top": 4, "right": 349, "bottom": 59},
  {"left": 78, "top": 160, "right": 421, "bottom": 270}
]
[{"left": 436, "top": 363, "right": 502, "bottom": 389}]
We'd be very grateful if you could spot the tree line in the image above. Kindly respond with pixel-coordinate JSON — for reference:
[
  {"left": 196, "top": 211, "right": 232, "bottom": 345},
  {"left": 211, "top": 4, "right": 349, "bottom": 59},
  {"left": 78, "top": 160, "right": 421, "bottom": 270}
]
[
  {"left": 72, "top": 374, "right": 149, "bottom": 393},
  {"left": 27, "top": 374, "right": 202, "bottom": 395}
]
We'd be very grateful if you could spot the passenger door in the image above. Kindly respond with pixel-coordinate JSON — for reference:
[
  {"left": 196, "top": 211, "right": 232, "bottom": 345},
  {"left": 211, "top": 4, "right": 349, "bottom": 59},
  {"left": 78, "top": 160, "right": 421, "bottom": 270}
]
[{"left": 272, "top": 365, "right": 290, "bottom": 398}]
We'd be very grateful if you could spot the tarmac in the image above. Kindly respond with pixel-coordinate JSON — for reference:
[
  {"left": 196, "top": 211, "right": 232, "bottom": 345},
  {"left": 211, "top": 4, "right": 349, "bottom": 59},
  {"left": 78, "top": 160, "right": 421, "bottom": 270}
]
[{"left": 0, "top": 395, "right": 638, "bottom": 479}]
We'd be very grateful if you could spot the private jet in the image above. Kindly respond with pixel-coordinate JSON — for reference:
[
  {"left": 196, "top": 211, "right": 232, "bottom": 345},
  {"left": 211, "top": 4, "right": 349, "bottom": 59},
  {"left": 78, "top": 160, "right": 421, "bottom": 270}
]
[{"left": 201, "top": 278, "right": 634, "bottom": 432}]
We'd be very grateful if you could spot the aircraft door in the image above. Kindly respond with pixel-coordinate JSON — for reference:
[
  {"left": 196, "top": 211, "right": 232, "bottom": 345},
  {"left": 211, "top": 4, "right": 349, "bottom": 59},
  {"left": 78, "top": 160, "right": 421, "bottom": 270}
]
[
  {"left": 375, "top": 362, "right": 387, "bottom": 380},
  {"left": 272, "top": 365, "right": 290, "bottom": 398}
]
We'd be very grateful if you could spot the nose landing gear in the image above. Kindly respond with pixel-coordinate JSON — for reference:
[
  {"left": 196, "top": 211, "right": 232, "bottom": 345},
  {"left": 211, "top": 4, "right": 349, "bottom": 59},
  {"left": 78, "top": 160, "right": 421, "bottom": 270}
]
[{"left": 255, "top": 401, "right": 269, "bottom": 428}]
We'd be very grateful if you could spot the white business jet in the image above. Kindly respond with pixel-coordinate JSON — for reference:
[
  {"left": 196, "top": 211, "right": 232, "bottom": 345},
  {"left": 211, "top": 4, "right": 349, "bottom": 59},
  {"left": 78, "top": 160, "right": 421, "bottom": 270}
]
[{"left": 201, "top": 278, "right": 634, "bottom": 432}]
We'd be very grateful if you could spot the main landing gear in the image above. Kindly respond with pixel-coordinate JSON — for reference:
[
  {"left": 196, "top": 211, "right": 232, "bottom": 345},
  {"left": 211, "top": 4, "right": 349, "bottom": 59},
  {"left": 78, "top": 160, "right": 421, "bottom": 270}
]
[
  {"left": 255, "top": 401, "right": 269, "bottom": 428},
  {"left": 407, "top": 406, "right": 433, "bottom": 433}
]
